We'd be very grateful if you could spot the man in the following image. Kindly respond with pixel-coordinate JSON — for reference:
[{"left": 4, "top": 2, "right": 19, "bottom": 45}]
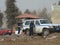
[
  {"left": 17, "top": 22, "right": 22, "bottom": 35},
  {"left": 29, "top": 21, "right": 35, "bottom": 36}
]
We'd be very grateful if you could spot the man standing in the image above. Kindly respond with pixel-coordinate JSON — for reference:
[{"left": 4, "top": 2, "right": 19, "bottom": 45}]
[
  {"left": 29, "top": 21, "right": 35, "bottom": 36},
  {"left": 17, "top": 22, "right": 22, "bottom": 35}
]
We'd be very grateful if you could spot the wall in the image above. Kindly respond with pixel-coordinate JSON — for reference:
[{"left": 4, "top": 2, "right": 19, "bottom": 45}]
[{"left": 51, "top": 5, "right": 60, "bottom": 24}]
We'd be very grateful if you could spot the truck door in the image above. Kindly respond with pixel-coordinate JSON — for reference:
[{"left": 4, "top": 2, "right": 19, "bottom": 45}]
[{"left": 34, "top": 20, "right": 42, "bottom": 33}]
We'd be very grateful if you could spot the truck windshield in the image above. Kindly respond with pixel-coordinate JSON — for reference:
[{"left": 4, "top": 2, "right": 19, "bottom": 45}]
[{"left": 40, "top": 20, "right": 51, "bottom": 24}]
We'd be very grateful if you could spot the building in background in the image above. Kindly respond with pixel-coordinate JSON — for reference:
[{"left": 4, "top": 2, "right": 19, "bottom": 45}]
[{"left": 51, "top": 2, "right": 60, "bottom": 24}]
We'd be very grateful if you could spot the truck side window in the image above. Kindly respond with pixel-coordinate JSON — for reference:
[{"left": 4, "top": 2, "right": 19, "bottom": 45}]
[
  {"left": 40, "top": 20, "right": 50, "bottom": 24},
  {"left": 35, "top": 21, "right": 40, "bottom": 25},
  {"left": 25, "top": 21, "right": 30, "bottom": 25}
]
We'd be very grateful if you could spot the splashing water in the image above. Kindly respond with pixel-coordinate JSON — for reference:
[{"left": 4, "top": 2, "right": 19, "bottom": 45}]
[{"left": 1, "top": 13, "right": 8, "bottom": 29}]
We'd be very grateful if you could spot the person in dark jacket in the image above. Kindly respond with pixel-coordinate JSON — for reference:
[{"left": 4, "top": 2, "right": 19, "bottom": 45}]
[
  {"left": 29, "top": 21, "right": 35, "bottom": 36},
  {"left": 18, "top": 27, "right": 21, "bottom": 34},
  {"left": 17, "top": 22, "right": 22, "bottom": 34}
]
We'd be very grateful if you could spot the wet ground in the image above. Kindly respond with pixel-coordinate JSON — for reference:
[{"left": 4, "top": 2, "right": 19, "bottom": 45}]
[{"left": 0, "top": 33, "right": 60, "bottom": 45}]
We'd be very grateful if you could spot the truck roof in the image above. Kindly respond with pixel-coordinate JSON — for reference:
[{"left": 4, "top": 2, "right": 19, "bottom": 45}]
[
  {"left": 22, "top": 18, "right": 48, "bottom": 20},
  {"left": 22, "top": 19, "right": 48, "bottom": 22}
]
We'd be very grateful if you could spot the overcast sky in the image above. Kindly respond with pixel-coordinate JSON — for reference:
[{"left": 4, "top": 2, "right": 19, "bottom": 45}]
[{"left": 0, "top": 0, "right": 59, "bottom": 12}]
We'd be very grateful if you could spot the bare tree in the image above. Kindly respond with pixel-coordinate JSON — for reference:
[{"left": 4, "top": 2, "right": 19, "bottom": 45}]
[
  {"left": 24, "top": 9, "right": 31, "bottom": 14},
  {"left": 38, "top": 8, "right": 51, "bottom": 22},
  {"left": 32, "top": 10, "right": 37, "bottom": 15}
]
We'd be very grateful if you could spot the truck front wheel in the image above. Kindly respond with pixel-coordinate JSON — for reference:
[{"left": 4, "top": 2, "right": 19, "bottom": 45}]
[{"left": 42, "top": 29, "right": 49, "bottom": 38}]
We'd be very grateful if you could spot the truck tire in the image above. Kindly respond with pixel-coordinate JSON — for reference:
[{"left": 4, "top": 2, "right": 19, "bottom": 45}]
[{"left": 42, "top": 29, "right": 49, "bottom": 38}]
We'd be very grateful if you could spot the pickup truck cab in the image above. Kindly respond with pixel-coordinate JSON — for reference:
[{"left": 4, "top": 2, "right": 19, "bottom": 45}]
[{"left": 22, "top": 19, "right": 60, "bottom": 38}]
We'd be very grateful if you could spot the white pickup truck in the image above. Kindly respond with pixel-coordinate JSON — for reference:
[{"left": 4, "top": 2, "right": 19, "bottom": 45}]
[{"left": 22, "top": 19, "right": 60, "bottom": 37}]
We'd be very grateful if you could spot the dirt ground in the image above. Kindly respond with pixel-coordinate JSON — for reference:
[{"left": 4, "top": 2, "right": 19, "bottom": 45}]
[{"left": 0, "top": 33, "right": 60, "bottom": 45}]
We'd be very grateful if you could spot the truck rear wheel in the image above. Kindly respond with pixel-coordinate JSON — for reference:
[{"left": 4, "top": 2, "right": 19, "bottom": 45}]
[{"left": 42, "top": 29, "right": 49, "bottom": 38}]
